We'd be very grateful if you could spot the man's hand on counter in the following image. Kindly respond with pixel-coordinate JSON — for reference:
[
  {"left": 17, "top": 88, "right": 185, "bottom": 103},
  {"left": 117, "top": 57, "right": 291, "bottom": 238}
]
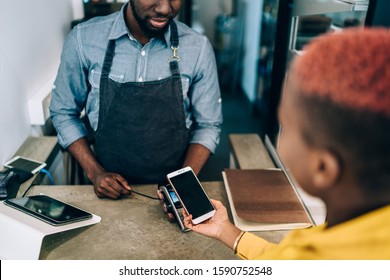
[{"left": 92, "top": 172, "right": 132, "bottom": 199}]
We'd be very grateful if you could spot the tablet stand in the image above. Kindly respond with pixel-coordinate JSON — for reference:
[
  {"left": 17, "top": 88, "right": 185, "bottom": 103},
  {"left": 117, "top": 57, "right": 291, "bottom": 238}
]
[{"left": 0, "top": 202, "right": 101, "bottom": 259}]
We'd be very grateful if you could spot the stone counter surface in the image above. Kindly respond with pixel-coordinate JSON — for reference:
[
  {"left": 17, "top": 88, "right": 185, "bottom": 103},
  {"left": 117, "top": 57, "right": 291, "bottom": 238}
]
[{"left": 28, "top": 182, "right": 288, "bottom": 260}]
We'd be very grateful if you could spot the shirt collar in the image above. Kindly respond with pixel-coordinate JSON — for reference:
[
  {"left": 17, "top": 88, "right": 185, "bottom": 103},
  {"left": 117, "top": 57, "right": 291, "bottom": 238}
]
[{"left": 107, "top": 2, "right": 171, "bottom": 47}]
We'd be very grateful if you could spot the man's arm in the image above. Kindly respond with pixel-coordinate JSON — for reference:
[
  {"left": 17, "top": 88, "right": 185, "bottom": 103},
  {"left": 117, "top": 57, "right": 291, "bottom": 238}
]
[
  {"left": 182, "top": 143, "right": 211, "bottom": 175},
  {"left": 67, "top": 138, "right": 131, "bottom": 199},
  {"left": 186, "top": 35, "right": 222, "bottom": 158},
  {"left": 50, "top": 29, "right": 131, "bottom": 199}
]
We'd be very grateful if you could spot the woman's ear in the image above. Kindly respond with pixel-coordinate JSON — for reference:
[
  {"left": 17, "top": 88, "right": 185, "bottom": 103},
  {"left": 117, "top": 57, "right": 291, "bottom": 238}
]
[{"left": 311, "top": 149, "right": 341, "bottom": 190}]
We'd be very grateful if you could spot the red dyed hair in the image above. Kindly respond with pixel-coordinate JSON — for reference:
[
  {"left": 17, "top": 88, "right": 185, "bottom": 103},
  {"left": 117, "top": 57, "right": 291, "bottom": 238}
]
[{"left": 290, "top": 28, "right": 390, "bottom": 117}]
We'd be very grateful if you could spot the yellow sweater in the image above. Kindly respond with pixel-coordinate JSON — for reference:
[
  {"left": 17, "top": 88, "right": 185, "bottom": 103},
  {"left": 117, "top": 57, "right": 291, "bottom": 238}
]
[{"left": 236, "top": 205, "right": 390, "bottom": 260}]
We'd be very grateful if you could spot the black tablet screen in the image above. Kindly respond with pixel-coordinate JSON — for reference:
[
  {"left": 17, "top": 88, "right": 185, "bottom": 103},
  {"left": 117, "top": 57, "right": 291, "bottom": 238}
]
[{"left": 5, "top": 195, "right": 92, "bottom": 225}]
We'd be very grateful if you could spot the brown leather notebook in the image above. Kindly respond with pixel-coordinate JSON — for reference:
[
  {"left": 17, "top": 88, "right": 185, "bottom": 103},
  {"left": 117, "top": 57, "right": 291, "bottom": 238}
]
[{"left": 223, "top": 169, "right": 312, "bottom": 231}]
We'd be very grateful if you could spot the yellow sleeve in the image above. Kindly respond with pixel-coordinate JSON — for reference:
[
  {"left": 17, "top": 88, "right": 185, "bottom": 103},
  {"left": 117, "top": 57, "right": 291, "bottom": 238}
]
[{"left": 235, "top": 232, "right": 278, "bottom": 260}]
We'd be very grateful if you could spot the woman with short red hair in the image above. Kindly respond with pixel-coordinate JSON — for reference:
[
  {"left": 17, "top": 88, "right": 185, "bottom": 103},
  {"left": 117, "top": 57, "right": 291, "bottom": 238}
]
[{"left": 184, "top": 28, "right": 390, "bottom": 259}]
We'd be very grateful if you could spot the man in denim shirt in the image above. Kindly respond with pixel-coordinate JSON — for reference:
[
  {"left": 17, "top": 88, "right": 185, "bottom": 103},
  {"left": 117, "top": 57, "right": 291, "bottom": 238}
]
[{"left": 50, "top": 0, "right": 222, "bottom": 199}]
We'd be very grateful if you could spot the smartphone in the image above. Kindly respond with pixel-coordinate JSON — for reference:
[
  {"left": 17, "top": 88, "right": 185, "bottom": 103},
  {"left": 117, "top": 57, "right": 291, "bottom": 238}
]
[
  {"left": 4, "top": 195, "right": 93, "bottom": 226},
  {"left": 167, "top": 167, "right": 215, "bottom": 224},
  {"left": 3, "top": 156, "right": 46, "bottom": 174},
  {"left": 159, "top": 184, "right": 191, "bottom": 232}
]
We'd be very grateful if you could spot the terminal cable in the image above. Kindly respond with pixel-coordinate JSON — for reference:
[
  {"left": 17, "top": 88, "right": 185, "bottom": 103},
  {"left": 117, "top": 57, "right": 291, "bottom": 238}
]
[
  {"left": 131, "top": 189, "right": 159, "bottom": 200},
  {"left": 40, "top": 168, "right": 55, "bottom": 185}
]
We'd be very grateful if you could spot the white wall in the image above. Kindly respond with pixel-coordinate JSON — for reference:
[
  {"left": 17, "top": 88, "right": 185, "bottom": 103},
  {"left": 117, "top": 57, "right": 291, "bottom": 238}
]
[{"left": 0, "top": 0, "right": 78, "bottom": 166}]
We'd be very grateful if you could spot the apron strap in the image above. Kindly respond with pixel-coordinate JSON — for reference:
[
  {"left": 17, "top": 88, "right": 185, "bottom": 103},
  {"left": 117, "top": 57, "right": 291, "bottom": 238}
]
[
  {"left": 169, "top": 20, "right": 191, "bottom": 106},
  {"left": 169, "top": 21, "right": 180, "bottom": 77},
  {"left": 101, "top": 40, "right": 116, "bottom": 78},
  {"left": 170, "top": 20, "right": 179, "bottom": 49}
]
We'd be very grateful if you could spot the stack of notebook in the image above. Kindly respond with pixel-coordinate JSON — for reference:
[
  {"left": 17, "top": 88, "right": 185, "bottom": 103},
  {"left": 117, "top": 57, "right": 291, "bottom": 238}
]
[{"left": 222, "top": 169, "right": 313, "bottom": 231}]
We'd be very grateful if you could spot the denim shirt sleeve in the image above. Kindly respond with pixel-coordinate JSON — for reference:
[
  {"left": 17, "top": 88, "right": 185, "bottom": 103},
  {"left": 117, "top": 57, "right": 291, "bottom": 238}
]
[
  {"left": 188, "top": 37, "right": 223, "bottom": 154},
  {"left": 49, "top": 27, "right": 89, "bottom": 149}
]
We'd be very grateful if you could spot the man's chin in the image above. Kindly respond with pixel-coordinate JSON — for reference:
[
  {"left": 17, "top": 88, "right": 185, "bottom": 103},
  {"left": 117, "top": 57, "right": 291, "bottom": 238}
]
[{"left": 145, "top": 20, "right": 171, "bottom": 38}]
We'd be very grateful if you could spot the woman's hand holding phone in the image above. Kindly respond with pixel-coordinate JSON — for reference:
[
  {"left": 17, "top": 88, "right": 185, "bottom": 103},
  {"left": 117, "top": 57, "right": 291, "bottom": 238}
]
[{"left": 183, "top": 199, "right": 243, "bottom": 250}]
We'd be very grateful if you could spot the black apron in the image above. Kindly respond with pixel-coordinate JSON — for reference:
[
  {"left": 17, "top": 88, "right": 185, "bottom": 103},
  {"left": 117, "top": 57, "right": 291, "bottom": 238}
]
[{"left": 95, "top": 21, "right": 190, "bottom": 184}]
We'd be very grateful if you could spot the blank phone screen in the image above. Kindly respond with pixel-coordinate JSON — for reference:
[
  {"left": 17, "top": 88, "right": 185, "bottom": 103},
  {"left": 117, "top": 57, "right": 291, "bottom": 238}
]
[{"left": 169, "top": 171, "right": 214, "bottom": 219}]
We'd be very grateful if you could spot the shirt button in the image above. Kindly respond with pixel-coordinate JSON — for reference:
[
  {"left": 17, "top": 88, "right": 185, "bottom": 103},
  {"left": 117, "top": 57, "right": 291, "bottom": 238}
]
[
  {"left": 141, "top": 50, "right": 146, "bottom": 56},
  {"left": 138, "top": 77, "right": 143, "bottom": 82}
]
